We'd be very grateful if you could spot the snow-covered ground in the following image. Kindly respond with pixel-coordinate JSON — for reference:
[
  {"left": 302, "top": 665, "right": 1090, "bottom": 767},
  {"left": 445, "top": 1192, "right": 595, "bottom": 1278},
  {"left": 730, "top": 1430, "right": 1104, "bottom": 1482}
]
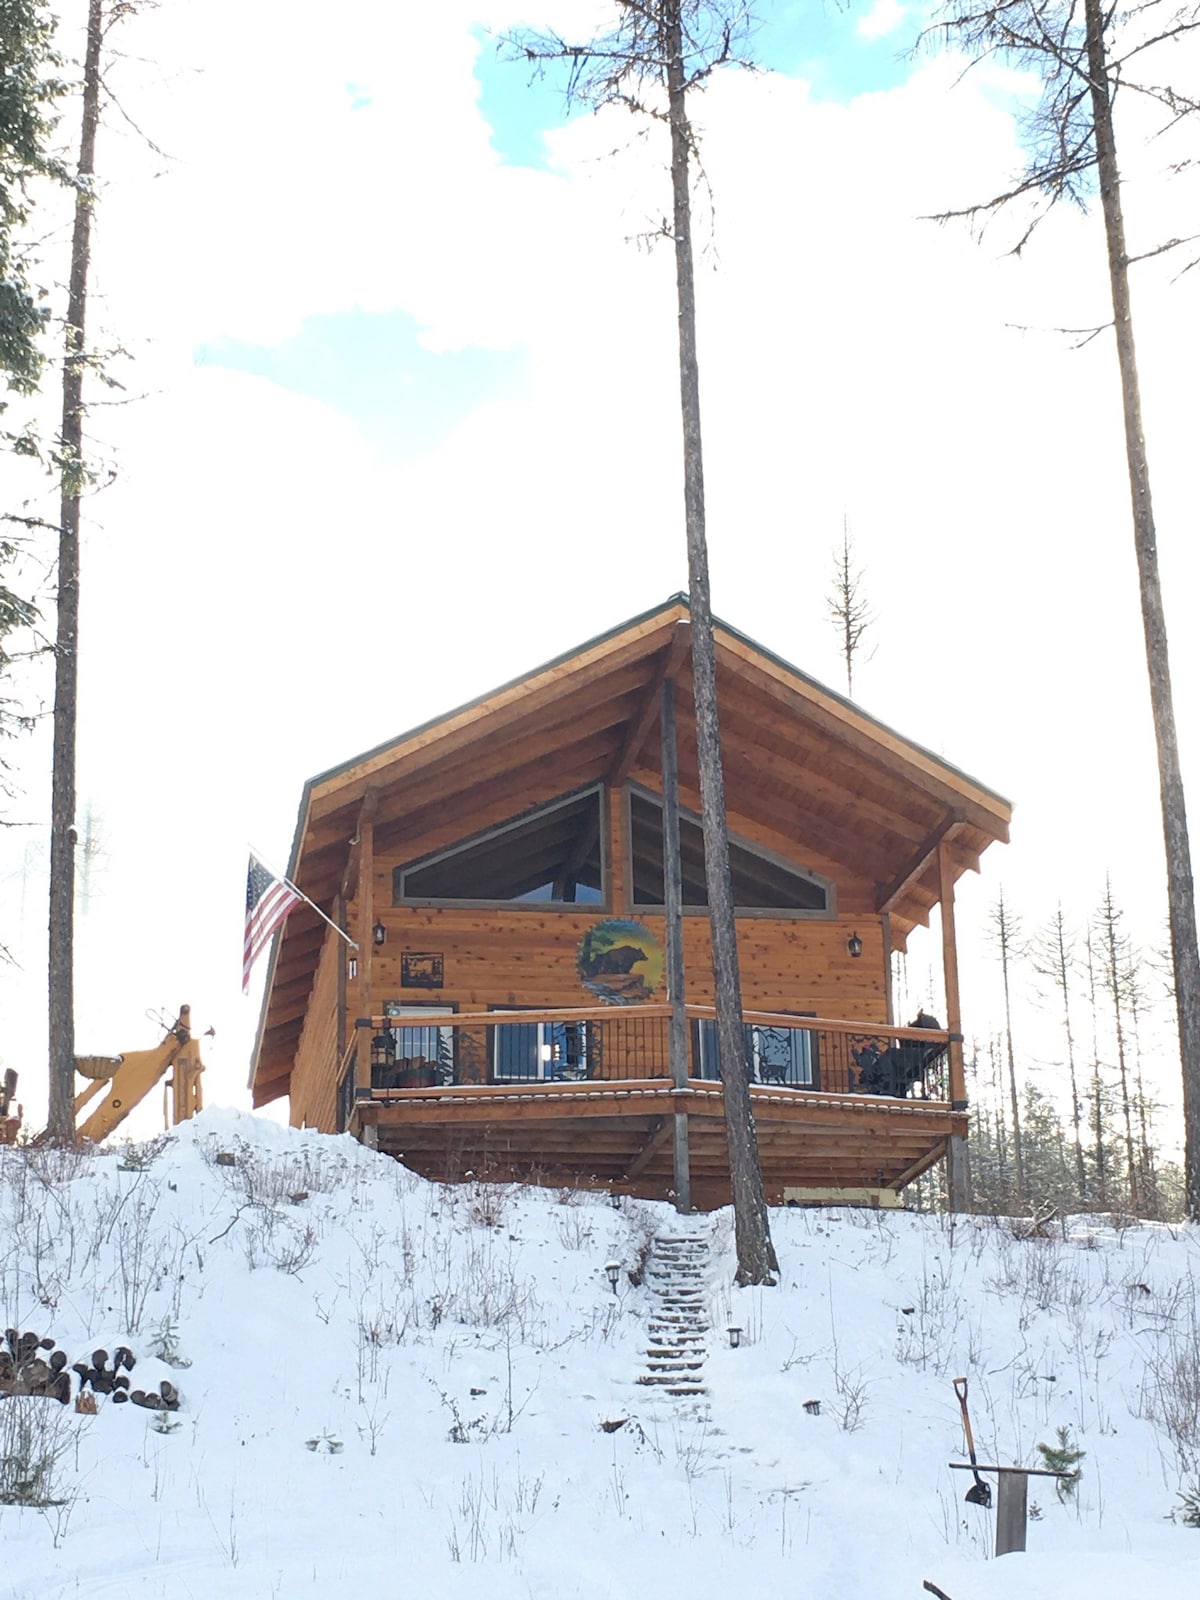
[{"left": 2, "top": 1110, "right": 1198, "bottom": 1599}]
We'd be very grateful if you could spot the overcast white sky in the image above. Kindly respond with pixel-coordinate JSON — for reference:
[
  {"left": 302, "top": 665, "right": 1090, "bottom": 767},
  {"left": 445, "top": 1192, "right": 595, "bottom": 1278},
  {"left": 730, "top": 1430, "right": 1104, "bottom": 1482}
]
[{"left": 1, "top": 0, "right": 1197, "bottom": 1137}]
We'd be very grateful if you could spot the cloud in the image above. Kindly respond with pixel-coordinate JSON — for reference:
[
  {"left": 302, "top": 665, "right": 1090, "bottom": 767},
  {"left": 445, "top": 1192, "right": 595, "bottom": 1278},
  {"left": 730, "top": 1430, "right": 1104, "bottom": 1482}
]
[{"left": 856, "top": 0, "right": 908, "bottom": 42}]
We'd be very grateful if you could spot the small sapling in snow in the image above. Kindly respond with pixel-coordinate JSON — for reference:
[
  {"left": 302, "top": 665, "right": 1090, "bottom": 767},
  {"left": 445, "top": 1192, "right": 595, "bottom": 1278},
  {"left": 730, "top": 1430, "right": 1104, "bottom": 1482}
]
[{"left": 1037, "top": 1425, "right": 1084, "bottom": 1500}]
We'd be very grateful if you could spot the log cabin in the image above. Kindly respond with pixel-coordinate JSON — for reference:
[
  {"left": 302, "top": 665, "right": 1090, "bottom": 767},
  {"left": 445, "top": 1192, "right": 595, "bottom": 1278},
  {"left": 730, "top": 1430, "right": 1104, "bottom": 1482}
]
[{"left": 250, "top": 595, "right": 1010, "bottom": 1210}]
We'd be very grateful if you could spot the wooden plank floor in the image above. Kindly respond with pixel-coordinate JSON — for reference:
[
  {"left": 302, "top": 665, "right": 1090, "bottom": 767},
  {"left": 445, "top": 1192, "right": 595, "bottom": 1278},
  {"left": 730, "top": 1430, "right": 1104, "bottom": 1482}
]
[{"left": 358, "top": 1080, "right": 964, "bottom": 1207}]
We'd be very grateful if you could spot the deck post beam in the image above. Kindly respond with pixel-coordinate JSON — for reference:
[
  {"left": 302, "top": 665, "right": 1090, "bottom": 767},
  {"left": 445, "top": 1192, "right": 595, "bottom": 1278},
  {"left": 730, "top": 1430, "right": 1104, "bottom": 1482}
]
[
  {"left": 882, "top": 911, "right": 894, "bottom": 1025},
  {"left": 661, "top": 675, "right": 691, "bottom": 1213},
  {"left": 876, "top": 814, "right": 963, "bottom": 915},
  {"left": 938, "top": 838, "right": 969, "bottom": 1211},
  {"left": 624, "top": 1117, "right": 672, "bottom": 1181}
]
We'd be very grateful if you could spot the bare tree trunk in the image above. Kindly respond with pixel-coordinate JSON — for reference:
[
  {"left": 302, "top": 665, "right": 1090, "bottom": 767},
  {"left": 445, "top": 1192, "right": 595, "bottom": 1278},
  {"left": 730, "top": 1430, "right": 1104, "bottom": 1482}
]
[
  {"left": 1084, "top": 926, "right": 1109, "bottom": 1208},
  {"left": 661, "top": 676, "right": 691, "bottom": 1213},
  {"left": 1098, "top": 880, "right": 1141, "bottom": 1213},
  {"left": 47, "top": 0, "right": 103, "bottom": 1143},
  {"left": 993, "top": 892, "right": 1025, "bottom": 1205},
  {"left": 663, "top": 0, "right": 775, "bottom": 1282},
  {"left": 1047, "top": 906, "right": 1088, "bottom": 1201},
  {"left": 1083, "top": 0, "right": 1200, "bottom": 1222},
  {"left": 1128, "top": 978, "right": 1158, "bottom": 1215}
]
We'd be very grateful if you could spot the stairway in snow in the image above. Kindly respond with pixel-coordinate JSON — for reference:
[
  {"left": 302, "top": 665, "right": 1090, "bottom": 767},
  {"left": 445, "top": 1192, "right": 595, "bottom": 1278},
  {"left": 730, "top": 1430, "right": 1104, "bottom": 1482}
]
[{"left": 636, "top": 1226, "right": 711, "bottom": 1400}]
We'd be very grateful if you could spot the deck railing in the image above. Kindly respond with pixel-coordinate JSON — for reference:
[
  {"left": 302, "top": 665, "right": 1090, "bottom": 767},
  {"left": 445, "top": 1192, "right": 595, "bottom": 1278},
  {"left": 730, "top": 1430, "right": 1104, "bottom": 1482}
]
[{"left": 349, "top": 1004, "right": 957, "bottom": 1109}]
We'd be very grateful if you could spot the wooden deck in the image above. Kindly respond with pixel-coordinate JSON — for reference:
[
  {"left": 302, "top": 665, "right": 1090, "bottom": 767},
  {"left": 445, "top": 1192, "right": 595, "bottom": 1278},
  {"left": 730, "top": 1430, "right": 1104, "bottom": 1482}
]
[{"left": 345, "top": 1004, "right": 966, "bottom": 1209}]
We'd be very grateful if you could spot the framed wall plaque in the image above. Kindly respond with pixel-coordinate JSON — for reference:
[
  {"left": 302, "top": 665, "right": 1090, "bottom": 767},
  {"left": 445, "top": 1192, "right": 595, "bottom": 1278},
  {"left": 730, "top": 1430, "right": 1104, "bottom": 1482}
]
[{"left": 401, "top": 952, "right": 444, "bottom": 989}]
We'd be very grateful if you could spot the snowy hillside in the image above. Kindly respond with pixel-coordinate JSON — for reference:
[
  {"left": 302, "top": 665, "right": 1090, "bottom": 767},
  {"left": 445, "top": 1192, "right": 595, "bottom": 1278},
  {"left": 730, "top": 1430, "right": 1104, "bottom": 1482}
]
[{"left": 2, "top": 1112, "right": 1199, "bottom": 1600}]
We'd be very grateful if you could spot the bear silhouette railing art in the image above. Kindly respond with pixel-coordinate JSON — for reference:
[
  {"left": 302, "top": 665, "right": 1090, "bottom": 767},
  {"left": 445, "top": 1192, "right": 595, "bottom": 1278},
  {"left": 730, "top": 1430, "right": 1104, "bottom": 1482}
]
[{"left": 347, "top": 1004, "right": 955, "bottom": 1112}]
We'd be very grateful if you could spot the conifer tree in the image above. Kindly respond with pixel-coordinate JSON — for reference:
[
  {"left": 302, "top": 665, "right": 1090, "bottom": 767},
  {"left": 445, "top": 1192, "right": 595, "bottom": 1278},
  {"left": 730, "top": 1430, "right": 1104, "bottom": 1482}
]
[
  {"left": 0, "top": 1, "right": 65, "bottom": 789},
  {"left": 825, "top": 518, "right": 873, "bottom": 698},
  {"left": 1037, "top": 1425, "right": 1084, "bottom": 1501}
]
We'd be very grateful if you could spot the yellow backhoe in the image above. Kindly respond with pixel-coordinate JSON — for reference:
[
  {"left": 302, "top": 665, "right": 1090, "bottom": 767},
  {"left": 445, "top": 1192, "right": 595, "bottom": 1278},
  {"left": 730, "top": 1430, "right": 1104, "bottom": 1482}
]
[
  {"left": 73, "top": 1006, "right": 206, "bottom": 1144},
  {"left": 1, "top": 1007, "right": 206, "bottom": 1147},
  {"left": 0, "top": 1068, "right": 20, "bottom": 1146}
]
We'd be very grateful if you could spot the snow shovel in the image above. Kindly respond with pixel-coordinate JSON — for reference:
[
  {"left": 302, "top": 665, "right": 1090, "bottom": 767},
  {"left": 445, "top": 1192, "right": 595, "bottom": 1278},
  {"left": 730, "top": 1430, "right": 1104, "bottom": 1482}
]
[{"left": 952, "top": 1377, "right": 992, "bottom": 1508}]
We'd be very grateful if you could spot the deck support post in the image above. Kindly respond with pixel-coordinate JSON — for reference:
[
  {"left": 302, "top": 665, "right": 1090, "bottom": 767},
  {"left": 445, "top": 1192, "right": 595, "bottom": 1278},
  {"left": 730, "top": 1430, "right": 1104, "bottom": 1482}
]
[
  {"left": 882, "top": 912, "right": 894, "bottom": 1025},
  {"left": 661, "top": 677, "right": 691, "bottom": 1213},
  {"left": 938, "top": 839, "right": 970, "bottom": 1211},
  {"left": 354, "top": 796, "right": 377, "bottom": 1103}
]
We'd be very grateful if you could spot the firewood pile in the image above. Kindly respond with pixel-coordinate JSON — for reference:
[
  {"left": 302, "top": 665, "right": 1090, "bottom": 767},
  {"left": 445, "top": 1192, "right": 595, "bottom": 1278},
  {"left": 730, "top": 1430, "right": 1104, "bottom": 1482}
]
[{"left": 0, "top": 1329, "right": 181, "bottom": 1412}]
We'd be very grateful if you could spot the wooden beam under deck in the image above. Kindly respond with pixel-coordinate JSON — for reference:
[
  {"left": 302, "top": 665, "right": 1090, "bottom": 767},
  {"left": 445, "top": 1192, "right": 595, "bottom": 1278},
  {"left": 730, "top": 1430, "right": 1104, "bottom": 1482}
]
[{"left": 358, "top": 1077, "right": 965, "bottom": 1201}]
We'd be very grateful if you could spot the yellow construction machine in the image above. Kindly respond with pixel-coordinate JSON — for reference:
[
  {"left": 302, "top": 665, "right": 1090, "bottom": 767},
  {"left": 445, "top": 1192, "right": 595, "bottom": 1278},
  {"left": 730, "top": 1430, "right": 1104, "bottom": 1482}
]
[
  {"left": 73, "top": 1006, "right": 206, "bottom": 1144},
  {"left": 0, "top": 1068, "right": 20, "bottom": 1146},
  {"left": 0, "top": 1006, "right": 206, "bottom": 1147}
]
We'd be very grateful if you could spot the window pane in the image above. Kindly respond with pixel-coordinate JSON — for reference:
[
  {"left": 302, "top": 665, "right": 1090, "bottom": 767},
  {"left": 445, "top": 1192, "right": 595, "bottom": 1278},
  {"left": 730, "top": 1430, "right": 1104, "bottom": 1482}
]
[
  {"left": 398, "top": 788, "right": 603, "bottom": 904},
  {"left": 630, "top": 790, "right": 827, "bottom": 911}
]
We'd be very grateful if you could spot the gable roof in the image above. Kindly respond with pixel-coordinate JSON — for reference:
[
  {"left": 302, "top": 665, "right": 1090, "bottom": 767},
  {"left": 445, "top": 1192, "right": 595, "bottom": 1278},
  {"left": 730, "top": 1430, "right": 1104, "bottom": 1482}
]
[{"left": 250, "top": 595, "right": 1011, "bottom": 1105}]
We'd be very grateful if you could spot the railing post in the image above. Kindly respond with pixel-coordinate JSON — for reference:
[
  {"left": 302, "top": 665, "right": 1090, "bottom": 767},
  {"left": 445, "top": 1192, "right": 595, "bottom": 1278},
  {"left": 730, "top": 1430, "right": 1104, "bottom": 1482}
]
[{"left": 661, "top": 677, "right": 691, "bottom": 1212}]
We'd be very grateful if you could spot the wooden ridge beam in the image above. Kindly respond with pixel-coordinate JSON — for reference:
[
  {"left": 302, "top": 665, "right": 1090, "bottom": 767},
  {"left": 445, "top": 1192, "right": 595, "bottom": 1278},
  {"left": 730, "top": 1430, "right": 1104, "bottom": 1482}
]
[{"left": 608, "top": 626, "right": 691, "bottom": 787}]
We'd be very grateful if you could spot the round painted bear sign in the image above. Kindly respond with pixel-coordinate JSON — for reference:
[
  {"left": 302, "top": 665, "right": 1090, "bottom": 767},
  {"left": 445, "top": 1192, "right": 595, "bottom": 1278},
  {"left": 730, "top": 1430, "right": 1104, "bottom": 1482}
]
[{"left": 577, "top": 920, "right": 664, "bottom": 1005}]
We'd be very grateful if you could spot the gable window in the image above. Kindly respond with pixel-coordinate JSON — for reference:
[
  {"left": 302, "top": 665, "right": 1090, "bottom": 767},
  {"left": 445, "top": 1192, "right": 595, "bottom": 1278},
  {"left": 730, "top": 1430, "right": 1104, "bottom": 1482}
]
[
  {"left": 394, "top": 786, "right": 604, "bottom": 907},
  {"left": 628, "top": 787, "right": 831, "bottom": 913}
]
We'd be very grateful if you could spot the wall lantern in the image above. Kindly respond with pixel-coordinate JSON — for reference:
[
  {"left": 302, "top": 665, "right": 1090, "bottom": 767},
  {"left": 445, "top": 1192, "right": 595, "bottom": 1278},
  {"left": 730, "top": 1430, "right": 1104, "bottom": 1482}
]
[
  {"left": 847, "top": 931, "right": 863, "bottom": 959},
  {"left": 727, "top": 1326, "right": 743, "bottom": 1349},
  {"left": 373, "top": 921, "right": 387, "bottom": 947},
  {"left": 605, "top": 1261, "right": 621, "bottom": 1294}
]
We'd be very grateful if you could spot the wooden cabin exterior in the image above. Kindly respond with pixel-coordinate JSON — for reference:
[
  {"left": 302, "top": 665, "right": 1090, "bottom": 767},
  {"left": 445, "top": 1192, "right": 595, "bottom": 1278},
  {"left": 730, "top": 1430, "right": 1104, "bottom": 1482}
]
[{"left": 250, "top": 597, "right": 1010, "bottom": 1209}]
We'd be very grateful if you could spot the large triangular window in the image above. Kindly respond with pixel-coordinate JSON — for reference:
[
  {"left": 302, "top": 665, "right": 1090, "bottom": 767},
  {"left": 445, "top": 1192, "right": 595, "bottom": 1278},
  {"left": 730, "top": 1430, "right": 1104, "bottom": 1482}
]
[
  {"left": 394, "top": 786, "right": 604, "bottom": 906},
  {"left": 629, "top": 787, "right": 831, "bottom": 913}
]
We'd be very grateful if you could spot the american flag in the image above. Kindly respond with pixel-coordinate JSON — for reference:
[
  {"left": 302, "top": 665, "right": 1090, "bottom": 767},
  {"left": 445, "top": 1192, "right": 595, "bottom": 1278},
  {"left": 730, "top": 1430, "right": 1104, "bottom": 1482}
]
[{"left": 243, "top": 854, "right": 302, "bottom": 992}]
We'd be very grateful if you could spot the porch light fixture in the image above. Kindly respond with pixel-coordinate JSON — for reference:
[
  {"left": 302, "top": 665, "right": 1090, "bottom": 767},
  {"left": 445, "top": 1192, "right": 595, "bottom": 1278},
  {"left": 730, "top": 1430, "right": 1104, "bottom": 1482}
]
[
  {"left": 373, "top": 921, "right": 387, "bottom": 947},
  {"left": 605, "top": 1261, "right": 621, "bottom": 1294},
  {"left": 847, "top": 931, "right": 863, "bottom": 959},
  {"left": 727, "top": 1326, "right": 743, "bottom": 1349}
]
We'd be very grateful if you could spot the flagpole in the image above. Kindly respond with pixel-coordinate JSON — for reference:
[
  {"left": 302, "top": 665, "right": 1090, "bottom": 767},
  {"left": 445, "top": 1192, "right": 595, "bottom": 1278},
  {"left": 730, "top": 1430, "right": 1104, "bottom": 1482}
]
[{"left": 249, "top": 846, "right": 360, "bottom": 951}]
